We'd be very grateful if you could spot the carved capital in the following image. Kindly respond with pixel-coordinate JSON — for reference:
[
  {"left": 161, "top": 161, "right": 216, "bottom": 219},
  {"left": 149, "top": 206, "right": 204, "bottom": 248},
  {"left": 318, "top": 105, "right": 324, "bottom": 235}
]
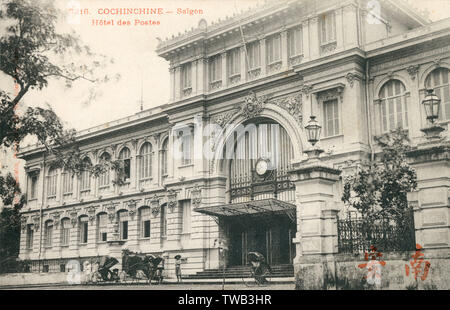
[
  {"left": 167, "top": 189, "right": 178, "bottom": 213},
  {"left": 300, "top": 84, "right": 313, "bottom": 97},
  {"left": 191, "top": 184, "right": 202, "bottom": 208},
  {"left": 51, "top": 212, "right": 62, "bottom": 228},
  {"left": 150, "top": 194, "right": 160, "bottom": 217}
]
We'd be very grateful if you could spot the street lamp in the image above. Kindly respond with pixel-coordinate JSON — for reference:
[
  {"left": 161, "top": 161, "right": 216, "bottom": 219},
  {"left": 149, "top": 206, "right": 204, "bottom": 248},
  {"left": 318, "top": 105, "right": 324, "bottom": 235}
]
[
  {"left": 305, "top": 115, "right": 322, "bottom": 146},
  {"left": 304, "top": 115, "right": 324, "bottom": 158},
  {"left": 421, "top": 88, "right": 445, "bottom": 140}
]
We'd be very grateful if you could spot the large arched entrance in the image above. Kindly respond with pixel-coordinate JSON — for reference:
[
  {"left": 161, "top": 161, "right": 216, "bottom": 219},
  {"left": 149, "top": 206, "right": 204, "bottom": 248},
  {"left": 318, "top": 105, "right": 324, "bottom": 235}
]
[{"left": 198, "top": 117, "right": 297, "bottom": 266}]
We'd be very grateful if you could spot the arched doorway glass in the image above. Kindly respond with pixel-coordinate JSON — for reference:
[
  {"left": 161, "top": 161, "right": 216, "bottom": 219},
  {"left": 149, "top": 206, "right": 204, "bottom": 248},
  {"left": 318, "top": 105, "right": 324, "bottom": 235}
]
[{"left": 223, "top": 118, "right": 296, "bottom": 266}]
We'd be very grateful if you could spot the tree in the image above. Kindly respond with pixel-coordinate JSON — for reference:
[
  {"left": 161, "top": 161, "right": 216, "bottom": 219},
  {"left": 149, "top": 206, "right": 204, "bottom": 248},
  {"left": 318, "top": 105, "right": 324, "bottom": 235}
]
[
  {"left": 342, "top": 129, "right": 418, "bottom": 221},
  {"left": 0, "top": 0, "right": 114, "bottom": 267}
]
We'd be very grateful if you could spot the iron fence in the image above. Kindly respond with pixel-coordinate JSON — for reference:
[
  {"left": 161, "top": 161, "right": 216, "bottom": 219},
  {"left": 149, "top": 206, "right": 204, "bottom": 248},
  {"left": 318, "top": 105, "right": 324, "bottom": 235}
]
[{"left": 337, "top": 209, "right": 416, "bottom": 254}]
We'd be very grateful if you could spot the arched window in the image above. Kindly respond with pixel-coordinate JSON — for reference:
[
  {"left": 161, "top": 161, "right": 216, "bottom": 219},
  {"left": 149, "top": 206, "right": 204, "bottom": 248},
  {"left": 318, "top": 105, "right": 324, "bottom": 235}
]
[
  {"left": 46, "top": 167, "right": 58, "bottom": 198},
  {"left": 80, "top": 157, "right": 92, "bottom": 193},
  {"left": 139, "top": 207, "right": 151, "bottom": 238},
  {"left": 61, "top": 218, "right": 70, "bottom": 246},
  {"left": 161, "top": 138, "right": 168, "bottom": 177},
  {"left": 44, "top": 220, "right": 53, "bottom": 247},
  {"left": 139, "top": 143, "right": 152, "bottom": 184},
  {"left": 118, "top": 147, "right": 131, "bottom": 181},
  {"left": 98, "top": 153, "right": 111, "bottom": 188},
  {"left": 79, "top": 216, "right": 89, "bottom": 244},
  {"left": 425, "top": 67, "right": 450, "bottom": 120},
  {"left": 97, "top": 213, "right": 108, "bottom": 242},
  {"left": 379, "top": 79, "right": 408, "bottom": 133}
]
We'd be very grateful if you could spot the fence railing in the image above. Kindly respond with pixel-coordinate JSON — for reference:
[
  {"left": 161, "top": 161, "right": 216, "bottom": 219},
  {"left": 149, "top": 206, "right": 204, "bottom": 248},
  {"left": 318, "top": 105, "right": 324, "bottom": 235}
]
[{"left": 337, "top": 210, "right": 416, "bottom": 254}]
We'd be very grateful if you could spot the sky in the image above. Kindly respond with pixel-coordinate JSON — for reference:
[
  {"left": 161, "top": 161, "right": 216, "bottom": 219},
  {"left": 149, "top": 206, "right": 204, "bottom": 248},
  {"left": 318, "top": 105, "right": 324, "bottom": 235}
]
[{"left": 1, "top": 0, "right": 450, "bottom": 135}]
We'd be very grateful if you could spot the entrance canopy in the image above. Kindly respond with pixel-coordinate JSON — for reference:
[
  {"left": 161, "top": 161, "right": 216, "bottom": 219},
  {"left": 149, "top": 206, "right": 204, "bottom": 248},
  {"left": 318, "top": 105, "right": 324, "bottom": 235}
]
[{"left": 195, "top": 198, "right": 296, "bottom": 222}]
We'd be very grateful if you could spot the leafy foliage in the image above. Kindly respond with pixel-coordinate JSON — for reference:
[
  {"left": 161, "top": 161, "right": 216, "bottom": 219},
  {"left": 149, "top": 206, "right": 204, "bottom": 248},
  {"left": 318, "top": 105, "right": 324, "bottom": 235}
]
[{"left": 341, "top": 129, "right": 418, "bottom": 221}]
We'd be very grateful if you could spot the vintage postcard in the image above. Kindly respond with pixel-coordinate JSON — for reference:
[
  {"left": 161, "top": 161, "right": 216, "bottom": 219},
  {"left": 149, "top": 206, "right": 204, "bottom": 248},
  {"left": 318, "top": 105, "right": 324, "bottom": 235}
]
[{"left": 0, "top": 0, "right": 449, "bottom": 295}]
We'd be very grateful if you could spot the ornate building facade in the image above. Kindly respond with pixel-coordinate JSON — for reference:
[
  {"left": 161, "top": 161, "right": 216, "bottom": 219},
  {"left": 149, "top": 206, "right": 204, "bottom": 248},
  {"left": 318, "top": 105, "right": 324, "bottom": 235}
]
[{"left": 18, "top": 0, "right": 450, "bottom": 287}]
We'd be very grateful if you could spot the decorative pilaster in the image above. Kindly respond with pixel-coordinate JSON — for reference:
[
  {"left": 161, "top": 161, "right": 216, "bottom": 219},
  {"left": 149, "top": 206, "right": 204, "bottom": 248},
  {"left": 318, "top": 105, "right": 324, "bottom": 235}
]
[
  {"left": 221, "top": 50, "right": 227, "bottom": 89},
  {"left": 281, "top": 29, "right": 288, "bottom": 70},
  {"left": 260, "top": 37, "right": 266, "bottom": 77},
  {"left": 174, "top": 66, "right": 181, "bottom": 101}
]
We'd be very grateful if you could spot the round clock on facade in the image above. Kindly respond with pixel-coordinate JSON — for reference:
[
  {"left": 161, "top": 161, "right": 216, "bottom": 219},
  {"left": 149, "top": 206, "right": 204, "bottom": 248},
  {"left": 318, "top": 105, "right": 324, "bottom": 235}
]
[{"left": 255, "top": 158, "right": 269, "bottom": 176}]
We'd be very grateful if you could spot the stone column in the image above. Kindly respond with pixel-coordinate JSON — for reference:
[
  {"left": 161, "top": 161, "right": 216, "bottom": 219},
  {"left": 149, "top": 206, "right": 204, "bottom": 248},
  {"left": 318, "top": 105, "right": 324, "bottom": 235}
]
[
  {"left": 302, "top": 20, "right": 310, "bottom": 62},
  {"left": 240, "top": 44, "right": 247, "bottom": 83},
  {"left": 309, "top": 17, "right": 320, "bottom": 60},
  {"left": 169, "top": 67, "right": 175, "bottom": 102},
  {"left": 406, "top": 142, "right": 450, "bottom": 289},
  {"left": 174, "top": 66, "right": 181, "bottom": 101},
  {"left": 221, "top": 50, "right": 227, "bottom": 88},
  {"left": 281, "top": 29, "right": 288, "bottom": 70},
  {"left": 289, "top": 154, "right": 341, "bottom": 290},
  {"left": 196, "top": 57, "right": 205, "bottom": 95},
  {"left": 192, "top": 60, "right": 198, "bottom": 95},
  {"left": 260, "top": 37, "right": 266, "bottom": 77}
]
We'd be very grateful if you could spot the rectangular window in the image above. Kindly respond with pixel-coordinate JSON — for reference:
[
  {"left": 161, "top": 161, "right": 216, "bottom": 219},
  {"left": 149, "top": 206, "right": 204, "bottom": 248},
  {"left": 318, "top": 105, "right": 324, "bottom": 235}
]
[
  {"left": 44, "top": 223, "right": 53, "bottom": 247},
  {"left": 119, "top": 212, "right": 128, "bottom": 240},
  {"left": 61, "top": 219, "right": 70, "bottom": 246},
  {"left": 266, "top": 34, "right": 281, "bottom": 64},
  {"left": 323, "top": 99, "right": 340, "bottom": 137},
  {"left": 247, "top": 41, "right": 261, "bottom": 70},
  {"left": 161, "top": 205, "right": 167, "bottom": 238},
  {"left": 181, "top": 200, "right": 192, "bottom": 233},
  {"left": 227, "top": 48, "right": 241, "bottom": 77},
  {"left": 26, "top": 225, "right": 34, "bottom": 250},
  {"left": 320, "top": 12, "right": 336, "bottom": 45},
  {"left": 180, "top": 132, "right": 192, "bottom": 166},
  {"left": 123, "top": 158, "right": 131, "bottom": 180},
  {"left": 62, "top": 172, "right": 73, "bottom": 195},
  {"left": 97, "top": 213, "right": 108, "bottom": 242},
  {"left": 209, "top": 54, "right": 222, "bottom": 82},
  {"left": 288, "top": 26, "right": 302, "bottom": 57},
  {"left": 79, "top": 218, "right": 88, "bottom": 244},
  {"left": 140, "top": 208, "right": 151, "bottom": 238},
  {"left": 121, "top": 221, "right": 128, "bottom": 240},
  {"left": 80, "top": 170, "right": 90, "bottom": 191},
  {"left": 181, "top": 63, "right": 192, "bottom": 89},
  {"left": 30, "top": 175, "right": 38, "bottom": 199},
  {"left": 46, "top": 172, "right": 57, "bottom": 197}
]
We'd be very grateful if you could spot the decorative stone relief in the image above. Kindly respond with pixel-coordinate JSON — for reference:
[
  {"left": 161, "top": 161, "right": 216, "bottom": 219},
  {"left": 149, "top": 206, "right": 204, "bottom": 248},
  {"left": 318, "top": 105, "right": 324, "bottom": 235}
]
[
  {"left": 51, "top": 212, "right": 62, "bottom": 228},
  {"left": 320, "top": 41, "right": 337, "bottom": 54},
  {"left": 33, "top": 215, "right": 40, "bottom": 231},
  {"left": 271, "top": 93, "right": 303, "bottom": 127},
  {"left": 167, "top": 189, "right": 178, "bottom": 213},
  {"left": 211, "top": 111, "right": 235, "bottom": 128},
  {"left": 106, "top": 203, "right": 116, "bottom": 223},
  {"left": 210, "top": 80, "right": 222, "bottom": 90},
  {"left": 433, "top": 58, "right": 442, "bottom": 67},
  {"left": 289, "top": 55, "right": 303, "bottom": 66},
  {"left": 183, "top": 87, "right": 192, "bottom": 97},
  {"left": 191, "top": 184, "right": 202, "bottom": 208},
  {"left": 240, "top": 91, "right": 267, "bottom": 120},
  {"left": 126, "top": 199, "right": 140, "bottom": 219},
  {"left": 21, "top": 216, "right": 28, "bottom": 232},
  {"left": 300, "top": 84, "right": 313, "bottom": 97},
  {"left": 69, "top": 208, "right": 78, "bottom": 227},
  {"left": 228, "top": 74, "right": 241, "bottom": 85},
  {"left": 150, "top": 194, "right": 160, "bottom": 217},
  {"left": 317, "top": 86, "right": 345, "bottom": 102},
  {"left": 346, "top": 72, "right": 356, "bottom": 88},
  {"left": 247, "top": 68, "right": 261, "bottom": 80},
  {"left": 406, "top": 65, "right": 420, "bottom": 80},
  {"left": 85, "top": 206, "right": 96, "bottom": 224},
  {"left": 267, "top": 61, "right": 282, "bottom": 74}
]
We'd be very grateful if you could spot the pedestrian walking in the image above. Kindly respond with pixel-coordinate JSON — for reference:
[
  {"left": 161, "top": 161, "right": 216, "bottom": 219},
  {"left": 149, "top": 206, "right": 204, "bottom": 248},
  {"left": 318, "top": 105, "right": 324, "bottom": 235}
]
[{"left": 174, "top": 255, "right": 182, "bottom": 283}]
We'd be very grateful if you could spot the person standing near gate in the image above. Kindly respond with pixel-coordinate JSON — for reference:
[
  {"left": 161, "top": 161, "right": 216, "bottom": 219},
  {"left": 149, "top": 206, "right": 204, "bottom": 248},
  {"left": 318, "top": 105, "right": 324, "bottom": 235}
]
[{"left": 174, "top": 255, "right": 182, "bottom": 283}]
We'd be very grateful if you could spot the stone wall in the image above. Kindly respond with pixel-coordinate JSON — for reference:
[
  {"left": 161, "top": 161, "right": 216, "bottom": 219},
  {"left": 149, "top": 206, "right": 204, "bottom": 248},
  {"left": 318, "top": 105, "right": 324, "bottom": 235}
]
[{"left": 295, "top": 251, "right": 450, "bottom": 290}]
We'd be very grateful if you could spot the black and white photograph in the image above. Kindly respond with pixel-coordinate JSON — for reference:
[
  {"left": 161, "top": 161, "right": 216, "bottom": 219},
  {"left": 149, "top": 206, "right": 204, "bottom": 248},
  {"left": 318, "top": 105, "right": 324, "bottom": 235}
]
[{"left": 0, "top": 0, "right": 449, "bottom": 296}]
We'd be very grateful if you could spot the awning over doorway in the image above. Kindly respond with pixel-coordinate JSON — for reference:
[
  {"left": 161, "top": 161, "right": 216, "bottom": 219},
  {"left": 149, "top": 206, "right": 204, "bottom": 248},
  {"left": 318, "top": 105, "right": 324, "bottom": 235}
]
[{"left": 195, "top": 198, "right": 296, "bottom": 222}]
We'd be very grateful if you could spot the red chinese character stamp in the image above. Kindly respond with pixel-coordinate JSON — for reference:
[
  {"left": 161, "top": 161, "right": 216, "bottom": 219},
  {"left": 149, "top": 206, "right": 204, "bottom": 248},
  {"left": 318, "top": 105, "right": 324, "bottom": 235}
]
[
  {"left": 358, "top": 246, "right": 386, "bottom": 286},
  {"left": 405, "top": 244, "right": 431, "bottom": 281}
]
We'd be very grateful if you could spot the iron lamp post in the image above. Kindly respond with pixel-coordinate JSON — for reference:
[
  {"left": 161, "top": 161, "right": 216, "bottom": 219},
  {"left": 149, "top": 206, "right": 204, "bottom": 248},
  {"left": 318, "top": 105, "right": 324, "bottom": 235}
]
[{"left": 421, "top": 88, "right": 445, "bottom": 140}]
